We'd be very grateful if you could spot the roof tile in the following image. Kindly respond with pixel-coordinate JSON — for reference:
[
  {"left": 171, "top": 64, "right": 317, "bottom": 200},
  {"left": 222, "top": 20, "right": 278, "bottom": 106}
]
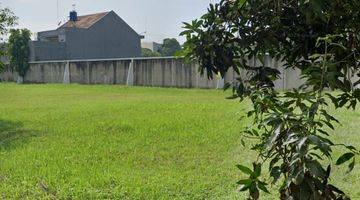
[{"left": 59, "top": 12, "right": 109, "bottom": 29}]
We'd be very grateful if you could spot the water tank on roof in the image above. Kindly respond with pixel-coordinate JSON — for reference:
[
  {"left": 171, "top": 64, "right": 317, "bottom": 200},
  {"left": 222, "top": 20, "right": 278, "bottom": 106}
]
[{"left": 70, "top": 11, "right": 78, "bottom": 22}]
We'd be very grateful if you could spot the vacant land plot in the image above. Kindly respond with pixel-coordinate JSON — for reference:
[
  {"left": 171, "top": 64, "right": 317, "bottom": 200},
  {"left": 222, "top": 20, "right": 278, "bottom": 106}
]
[{"left": 0, "top": 84, "right": 358, "bottom": 199}]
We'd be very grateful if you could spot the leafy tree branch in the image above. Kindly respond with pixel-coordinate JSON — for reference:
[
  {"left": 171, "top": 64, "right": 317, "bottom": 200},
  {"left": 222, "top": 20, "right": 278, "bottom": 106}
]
[{"left": 181, "top": 0, "right": 360, "bottom": 199}]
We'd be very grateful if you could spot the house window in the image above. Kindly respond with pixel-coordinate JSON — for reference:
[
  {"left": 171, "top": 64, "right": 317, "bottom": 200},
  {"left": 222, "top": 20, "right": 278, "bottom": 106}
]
[{"left": 59, "top": 34, "right": 66, "bottom": 42}]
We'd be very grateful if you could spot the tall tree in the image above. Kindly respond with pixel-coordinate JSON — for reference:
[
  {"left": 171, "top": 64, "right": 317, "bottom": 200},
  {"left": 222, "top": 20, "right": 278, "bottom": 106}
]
[
  {"left": 159, "top": 38, "right": 181, "bottom": 56},
  {"left": 8, "top": 29, "right": 31, "bottom": 82},
  {"left": 0, "top": 6, "right": 17, "bottom": 71},
  {"left": 141, "top": 48, "right": 161, "bottom": 57},
  {"left": 181, "top": 0, "right": 360, "bottom": 199}
]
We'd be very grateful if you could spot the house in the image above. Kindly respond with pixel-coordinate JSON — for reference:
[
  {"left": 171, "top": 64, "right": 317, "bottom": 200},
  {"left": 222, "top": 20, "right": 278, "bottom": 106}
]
[{"left": 30, "top": 10, "right": 144, "bottom": 61}]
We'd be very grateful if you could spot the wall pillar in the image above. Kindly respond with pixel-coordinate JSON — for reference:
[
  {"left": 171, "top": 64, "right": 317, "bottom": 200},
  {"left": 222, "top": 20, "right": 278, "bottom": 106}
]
[
  {"left": 216, "top": 77, "right": 225, "bottom": 89},
  {"left": 171, "top": 59, "right": 176, "bottom": 87},
  {"left": 126, "top": 59, "right": 134, "bottom": 86},
  {"left": 63, "top": 61, "right": 70, "bottom": 84},
  {"left": 17, "top": 76, "right": 24, "bottom": 84},
  {"left": 87, "top": 62, "right": 91, "bottom": 84},
  {"left": 264, "top": 53, "right": 271, "bottom": 68}
]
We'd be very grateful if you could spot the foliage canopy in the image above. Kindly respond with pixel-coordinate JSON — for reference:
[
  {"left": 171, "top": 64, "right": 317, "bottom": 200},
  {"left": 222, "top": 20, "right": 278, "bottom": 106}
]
[
  {"left": 0, "top": 6, "right": 17, "bottom": 70},
  {"left": 141, "top": 38, "right": 181, "bottom": 57},
  {"left": 141, "top": 48, "right": 161, "bottom": 57},
  {"left": 159, "top": 38, "right": 181, "bottom": 56},
  {"left": 8, "top": 29, "right": 31, "bottom": 78}
]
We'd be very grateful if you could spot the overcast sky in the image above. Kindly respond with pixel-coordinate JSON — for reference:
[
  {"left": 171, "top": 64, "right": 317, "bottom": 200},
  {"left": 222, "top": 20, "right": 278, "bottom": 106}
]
[{"left": 1, "top": 0, "right": 219, "bottom": 44}]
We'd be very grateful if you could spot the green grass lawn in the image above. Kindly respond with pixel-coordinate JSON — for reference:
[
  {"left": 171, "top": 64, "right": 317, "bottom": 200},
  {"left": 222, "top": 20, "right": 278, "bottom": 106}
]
[{"left": 0, "top": 83, "right": 358, "bottom": 199}]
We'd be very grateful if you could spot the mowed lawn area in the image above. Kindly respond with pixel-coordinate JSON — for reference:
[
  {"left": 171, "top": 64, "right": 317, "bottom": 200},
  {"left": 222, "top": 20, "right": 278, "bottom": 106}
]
[{"left": 0, "top": 84, "right": 358, "bottom": 199}]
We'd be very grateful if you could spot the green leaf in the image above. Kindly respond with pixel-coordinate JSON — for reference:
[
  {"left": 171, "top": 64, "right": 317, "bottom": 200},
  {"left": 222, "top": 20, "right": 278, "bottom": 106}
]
[
  {"left": 347, "top": 158, "right": 355, "bottom": 173},
  {"left": 322, "top": 120, "right": 335, "bottom": 130},
  {"left": 237, "top": 179, "right": 252, "bottom": 185},
  {"left": 270, "top": 166, "right": 281, "bottom": 184},
  {"left": 253, "top": 163, "right": 261, "bottom": 178},
  {"left": 317, "top": 129, "right": 329, "bottom": 136},
  {"left": 308, "top": 135, "right": 331, "bottom": 157},
  {"left": 320, "top": 109, "right": 339, "bottom": 123},
  {"left": 266, "top": 125, "right": 281, "bottom": 149},
  {"left": 258, "top": 181, "right": 270, "bottom": 194},
  {"left": 309, "top": 152, "right": 323, "bottom": 160},
  {"left": 283, "top": 136, "right": 299, "bottom": 145},
  {"left": 306, "top": 160, "right": 326, "bottom": 178},
  {"left": 240, "top": 139, "right": 246, "bottom": 147},
  {"left": 297, "top": 137, "right": 308, "bottom": 151},
  {"left": 294, "top": 171, "right": 304, "bottom": 185},
  {"left": 325, "top": 165, "right": 331, "bottom": 178},
  {"left": 179, "top": 30, "right": 193, "bottom": 36},
  {"left": 238, "top": 182, "right": 252, "bottom": 192},
  {"left": 238, "top": 0, "right": 247, "bottom": 8},
  {"left": 345, "top": 145, "right": 357, "bottom": 151},
  {"left": 328, "top": 184, "right": 345, "bottom": 195},
  {"left": 269, "top": 157, "right": 279, "bottom": 170},
  {"left": 336, "top": 153, "right": 355, "bottom": 165},
  {"left": 236, "top": 164, "right": 253, "bottom": 175},
  {"left": 325, "top": 93, "right": 338, "bottom": 107},
  {"left": 249, "top": 183, "right": 259, "bottom": 197}
]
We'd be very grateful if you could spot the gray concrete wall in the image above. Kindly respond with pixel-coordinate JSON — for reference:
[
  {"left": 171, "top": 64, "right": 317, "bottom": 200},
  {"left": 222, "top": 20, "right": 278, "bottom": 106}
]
[
  {"left": 67, "top": 60, "right": 131, "bottom": 84},
  {"left": 0, "top": 65, "right": 17, "bottom": 81},
  {"left": 130, "top": 58, "right": 217, "bottom": 88},
  {"left": 25, "top": 62, "right": 66, "bottom": 83},
  {"left": 0, "top": 57, "right": 306, "bottom": 90}
]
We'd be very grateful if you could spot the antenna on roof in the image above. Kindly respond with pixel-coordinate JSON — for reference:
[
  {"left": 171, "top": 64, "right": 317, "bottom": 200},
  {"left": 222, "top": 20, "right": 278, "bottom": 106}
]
[
  {"left": 56, "top": 0, "right": 64, "bottom": 26},
  {"left": 56, "top": 0, "right": 59, "bottom": 25}
]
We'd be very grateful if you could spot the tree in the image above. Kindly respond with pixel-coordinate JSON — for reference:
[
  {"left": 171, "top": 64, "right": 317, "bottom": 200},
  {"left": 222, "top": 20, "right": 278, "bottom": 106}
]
[
  {"left": 181, "top": 0, "right": 359, "bottom": 199},
  {"left": 8, "top": 29, "right": 31, "bottom": 82},
  {"left": 0, "top": 6, "right": 17, "bottom": 71},
  {"left": 159, "top": 38, "right": 181, "bottom": 56},
  {"left": 141, "top": 48, "right": 161, "bottom": 57}
]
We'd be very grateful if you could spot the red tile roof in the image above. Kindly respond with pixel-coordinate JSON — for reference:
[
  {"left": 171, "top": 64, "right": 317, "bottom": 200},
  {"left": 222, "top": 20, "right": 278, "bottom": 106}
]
[{"left": 59, "top": 12, "right": 109, "bottom": 29}]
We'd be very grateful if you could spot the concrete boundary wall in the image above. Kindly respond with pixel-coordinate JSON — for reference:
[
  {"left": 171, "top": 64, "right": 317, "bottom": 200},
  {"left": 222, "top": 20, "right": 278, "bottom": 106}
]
[{"left": 0, "top": 57, "right": 304, "bottom": 90}]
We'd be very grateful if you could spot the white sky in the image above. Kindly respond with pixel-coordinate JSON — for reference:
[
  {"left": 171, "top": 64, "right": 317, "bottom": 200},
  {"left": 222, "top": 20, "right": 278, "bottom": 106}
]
[{"left": 1, "top": 0, "right": 219, "bottom": 44}]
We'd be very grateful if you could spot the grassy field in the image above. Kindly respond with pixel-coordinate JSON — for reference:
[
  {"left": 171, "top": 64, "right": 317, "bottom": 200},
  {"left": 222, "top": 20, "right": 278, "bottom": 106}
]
[{"left": 0, "top": 83, "right": 358, "bottom": 199}]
